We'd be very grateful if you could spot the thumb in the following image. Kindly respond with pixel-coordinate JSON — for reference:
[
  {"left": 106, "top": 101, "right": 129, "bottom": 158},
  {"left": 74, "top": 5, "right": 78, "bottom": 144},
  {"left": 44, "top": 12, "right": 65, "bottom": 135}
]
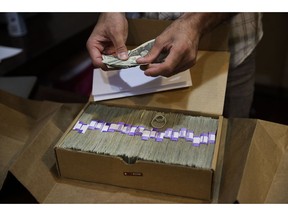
[
  {"left": 137, "top": 43, "right": 162, "bottom": 64},
  {"left": 111, "top": 37, "right": 128, "bottom": 60}
]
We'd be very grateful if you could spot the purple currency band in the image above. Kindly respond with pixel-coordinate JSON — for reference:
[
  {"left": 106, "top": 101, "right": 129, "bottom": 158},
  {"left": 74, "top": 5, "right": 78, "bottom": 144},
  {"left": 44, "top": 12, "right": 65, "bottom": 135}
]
[
  {"left": 101, "top": 122, "right": 111, "bottom": 132},
  {"left": 78, "top": 124, "right": 89, "bottom": 134},
  {"left": 128, "top": 126, "right": 138, "bottom": 136},
  {"left": 156, "top": 132, "right": 165, "bottom": 142},
  {"left": 179, "top": 128, "right": 187, "bottom": 138},
  {"left": 73, "top": 121, "right": 83, "bottom": 131},
  {"left": 171, "top": 131, "right": 179, "bottom": 141},
  {"left": 134, "top": 126, "right": 145, "bottom": 136},
  {"left": 164, "top": 128, "right": 173, "bottom": 138},
  {"left": 88, "top": 120, "right": 98, "bottom": 130},
  {"left": 193, "top": 136, "right": 200, "bottom": 147},
  {"left": 200, "top": 133, "right": 208, "bottom": 144},
  {"left": 208, "top": 132, "right": 216, "bottom": 144},
  {"left": 116, "top": 122, "right": 125, "bottom": 132},
  {"left": 95, "top": 120, "right": 105, "bottom": 130},
  {"left": 149, "top": 130, "right": 157, "bottom": 139},
  {"left": 141, "top": 130, "right": 151, "bottom": 140},
  {"left": 185, "top": 130, "right": 194, "bottom": 142},
  {"left": 73, "top": 119, "right": 215, "bottom": 146},
  {"left": 107, "top": 123, "right": 118, "bottom": 132},
  {"left": 121, "top": 124, "right": 132, "bottom": 134}
]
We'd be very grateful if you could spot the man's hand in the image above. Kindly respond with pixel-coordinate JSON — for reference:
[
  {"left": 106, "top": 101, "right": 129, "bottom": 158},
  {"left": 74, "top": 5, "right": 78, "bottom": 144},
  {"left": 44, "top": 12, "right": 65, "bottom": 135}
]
[
  {"left": 86, "top": 13, "right": 129, "bottom": 70},
  {"left": 137, "top": 13, "right": 234, "bottom": 77}
]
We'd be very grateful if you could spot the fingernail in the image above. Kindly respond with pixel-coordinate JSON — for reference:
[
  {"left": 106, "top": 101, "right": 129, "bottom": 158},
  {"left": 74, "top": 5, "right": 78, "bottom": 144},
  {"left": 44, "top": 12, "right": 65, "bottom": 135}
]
[
  {"left": 137, "top": 57, "right": 147, "bottom": 64},
  {"left": 118, "top": 52, "right": 128, "bottom": 60}
]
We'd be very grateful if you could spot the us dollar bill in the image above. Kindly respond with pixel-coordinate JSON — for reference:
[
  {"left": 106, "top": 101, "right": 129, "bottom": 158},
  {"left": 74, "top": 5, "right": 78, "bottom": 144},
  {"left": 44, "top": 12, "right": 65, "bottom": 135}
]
[
  {"left": 102, "top": 54, "right": 141, "bottom": 69},
  {"left": 102, "top": 39, "right": 155, "bottom": 69}
]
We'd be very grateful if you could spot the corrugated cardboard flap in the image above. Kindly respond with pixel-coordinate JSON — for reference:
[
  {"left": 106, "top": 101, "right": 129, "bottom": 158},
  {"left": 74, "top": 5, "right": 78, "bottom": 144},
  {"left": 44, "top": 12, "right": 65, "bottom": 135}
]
[
  {"left": 0, "top": 89, "right": 66, "bottom": 190},
  {"left": 237, "top": 120, "right": 288, "bottom": 203},
  {"left": 218, "top": 118, "right": 257, "bottom": 203},
  {"left": 0, "top": 90, "right": 84, "bottom": 202}
]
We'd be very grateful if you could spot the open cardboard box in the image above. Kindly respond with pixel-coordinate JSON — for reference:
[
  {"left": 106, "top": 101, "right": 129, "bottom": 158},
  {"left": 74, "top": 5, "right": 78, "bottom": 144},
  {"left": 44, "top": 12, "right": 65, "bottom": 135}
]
[
  {"left": 54, "top": 103, "right": 224, "bottom": 201},
  {"left": 54, "top": 18, "right": 230, "bottom": 202},
  {"left": 1, "top": 18, "right": 288, "bottom": 203}
]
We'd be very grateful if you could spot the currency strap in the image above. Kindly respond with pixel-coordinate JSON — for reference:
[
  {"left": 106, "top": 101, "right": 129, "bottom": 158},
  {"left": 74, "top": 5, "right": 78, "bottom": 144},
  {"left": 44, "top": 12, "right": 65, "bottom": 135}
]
[{"left": 72, "top": 120, "right": 216, "bottom": 146}]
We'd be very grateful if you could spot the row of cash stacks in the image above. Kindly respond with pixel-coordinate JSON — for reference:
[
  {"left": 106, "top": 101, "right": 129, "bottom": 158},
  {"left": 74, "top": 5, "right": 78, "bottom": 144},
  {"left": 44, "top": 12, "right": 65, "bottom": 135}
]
[{"left": 54, "top": 18, "right": 230, "bottom": 202}]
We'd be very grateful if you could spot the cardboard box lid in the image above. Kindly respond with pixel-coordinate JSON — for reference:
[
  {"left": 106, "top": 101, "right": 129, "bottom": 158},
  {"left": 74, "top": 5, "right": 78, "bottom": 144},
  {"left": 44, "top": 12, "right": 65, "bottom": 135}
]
[{"left": 98, "top": 18, "right": 230, "bottom": 116}]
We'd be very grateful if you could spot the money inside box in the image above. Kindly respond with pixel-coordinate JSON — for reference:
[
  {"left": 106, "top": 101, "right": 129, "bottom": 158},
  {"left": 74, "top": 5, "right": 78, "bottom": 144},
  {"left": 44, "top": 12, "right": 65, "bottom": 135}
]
[
  {"left": 58, "top": 103, "right": 218, "bottom": 169},
  {"left": 55, "top": 102, "right": 223, "bottom": 201}
]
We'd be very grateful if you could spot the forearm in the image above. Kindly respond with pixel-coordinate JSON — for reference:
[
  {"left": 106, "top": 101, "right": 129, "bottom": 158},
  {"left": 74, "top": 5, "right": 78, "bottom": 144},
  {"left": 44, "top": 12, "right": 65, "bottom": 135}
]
[{"left": 179, "top": 13, "right": 236, "bottom": 35}]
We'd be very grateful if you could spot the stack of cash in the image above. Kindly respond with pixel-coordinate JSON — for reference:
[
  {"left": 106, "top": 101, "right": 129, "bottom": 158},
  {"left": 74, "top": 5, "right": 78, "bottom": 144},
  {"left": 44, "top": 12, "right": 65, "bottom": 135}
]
[
  {"left": 102, "top": 39, "right": 168, "bottom": 69},
  {"left": 59, "top": 104, "right": 218, "bottom": 169}
]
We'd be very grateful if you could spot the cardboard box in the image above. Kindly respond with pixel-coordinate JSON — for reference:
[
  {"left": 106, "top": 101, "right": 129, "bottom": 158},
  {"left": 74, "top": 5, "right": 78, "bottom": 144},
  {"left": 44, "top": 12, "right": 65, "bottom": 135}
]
[
  {"left": 1, "top": 88, "right": 288, "bottom": 204},
  {"left": 54, "top": 104, "right": 224, "bottom": 201},
  {"left": 53, "top": 18, "right": 230, "bottom": 201},
  {"left": 1, "top": 18, "right": 288, "bottom": 204}
]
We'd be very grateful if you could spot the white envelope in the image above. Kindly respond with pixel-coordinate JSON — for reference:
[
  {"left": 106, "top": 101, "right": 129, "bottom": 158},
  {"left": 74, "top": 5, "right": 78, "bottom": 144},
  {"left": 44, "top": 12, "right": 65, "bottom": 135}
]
[{"left": 92, "top": 66, "right": 192, "bottom": 101}]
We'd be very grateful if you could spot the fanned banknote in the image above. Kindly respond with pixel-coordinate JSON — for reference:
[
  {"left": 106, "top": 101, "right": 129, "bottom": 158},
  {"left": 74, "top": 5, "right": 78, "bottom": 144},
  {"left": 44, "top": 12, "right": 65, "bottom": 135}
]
[{"left": 102, "top": 39, "right": 168, "bottom": 69}]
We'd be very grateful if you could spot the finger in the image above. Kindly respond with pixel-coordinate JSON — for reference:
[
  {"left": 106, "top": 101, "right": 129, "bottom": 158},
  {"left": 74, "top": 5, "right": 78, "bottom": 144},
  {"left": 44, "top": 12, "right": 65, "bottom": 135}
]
[
  {"left": 110, "top": 37, "right": 128, "bottom": 60},
  {"left": 144, "top": 47, "right": 182, "bottom": 77},
  {"left": 94, "top": 57, "right": 109, "bottom": 70},
  {"left": 137, "top": 39, "right": 163, "bottom": 64},
  {"left": 87, "top": 46, "right": 103, "bottom": 68},
  {"left": 102, "top": 46, "right": 116, "bottom": 55}
]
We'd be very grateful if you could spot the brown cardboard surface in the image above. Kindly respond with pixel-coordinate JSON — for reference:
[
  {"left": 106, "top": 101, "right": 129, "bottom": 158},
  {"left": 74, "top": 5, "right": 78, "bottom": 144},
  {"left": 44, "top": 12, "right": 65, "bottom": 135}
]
[
  {"left": 237, "top": 120, "right": 288, "bottom": 203},
  {"left": 211, "top": 117, "right": 228, "bottom": 203},
  {"left": 127, "top": 18, "right": 229, "bottom": 51},
  {"left": 0, "top": 89, "right": 84, "bottom": 201},
  {"left": 218, "top": 119, "right": 288, "bottom": 203},
  {"left": 0, "top": 90, "right": 61, "bottom": 189},
  {"left": 43, "top": 180, "right": 206, "bottom": 203},
  {"left": 55, "top": 144, "right": 213, "bottom": 201},
  {"left": 217, "top": 118, "right": 257, "bottom": 203}
]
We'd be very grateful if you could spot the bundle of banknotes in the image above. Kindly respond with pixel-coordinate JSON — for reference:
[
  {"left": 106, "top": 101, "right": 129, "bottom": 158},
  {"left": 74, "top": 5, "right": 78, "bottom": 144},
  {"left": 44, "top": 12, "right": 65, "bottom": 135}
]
[
  {"left": 102, "top": 39, "right": 168, "bottom": 69},
  {"left": 60, "top": 104, "right": 218, "bottom": 169}
]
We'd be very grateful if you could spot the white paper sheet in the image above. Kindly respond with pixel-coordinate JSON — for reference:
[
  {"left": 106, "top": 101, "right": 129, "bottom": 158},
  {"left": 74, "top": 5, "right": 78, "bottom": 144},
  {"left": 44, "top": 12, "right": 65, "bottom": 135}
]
[
  {"left": 0, "top": 45, "right": 22, "bottom": 62},
  {"left": 92, "top": 66, "right": 192, "bottom": 101}
]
